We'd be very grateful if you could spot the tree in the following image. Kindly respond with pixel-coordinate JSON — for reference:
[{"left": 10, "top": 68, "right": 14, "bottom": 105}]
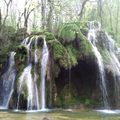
[
  {"left": 24, "top": 0, "right": 40, "bottom": 29},
  {"left": 97, "top": 0, "right": 103, "bottom": 26},
  {"left": 2, "top": 0, "right": 12, "bottom": 25},
  {"left": 115, "top": 0, "right": 120, "bottom": 40},
  {"left": 78, "top": 0, "right": 89, "bottom": 19},
  {"left": 0, "top": 9, "right": 1, "bottom": 29},
  {"left": 47, "top": 0, "right": 54, "bottom": 32}
]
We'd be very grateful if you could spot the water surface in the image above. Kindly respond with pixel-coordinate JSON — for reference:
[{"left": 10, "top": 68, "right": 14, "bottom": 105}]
[{"left": 0, "top": 109, "right": 120, "bottom": 120}]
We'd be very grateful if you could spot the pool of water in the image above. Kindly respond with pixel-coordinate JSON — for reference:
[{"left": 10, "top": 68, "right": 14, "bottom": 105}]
[{"left": 0, "top": 109, "right": 119, "bottom": 120}]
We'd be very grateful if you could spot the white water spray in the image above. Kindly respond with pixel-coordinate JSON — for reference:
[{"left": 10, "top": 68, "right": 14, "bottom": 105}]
[
  {"left": 0, "top": 52, "right": 16, "bottom": 109},
  {"left": 88, "top": 21, "right": 109, "bottom": 108},
  {"left": 40, "top": 38, "right": 49, "bottom": 110}
]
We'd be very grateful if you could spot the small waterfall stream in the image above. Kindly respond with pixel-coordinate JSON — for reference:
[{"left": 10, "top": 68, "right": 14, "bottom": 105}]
[
  {"left": 40, "top": 38, "right": 49, "bottom": 110},
  {"left": 33, "top": 40, "right": 40, "bottom": 110},
  {"left": 17, "top": 64, "right": 34, "bottom": 110},
  {"left": 88, "top": 21, "right": 109, "bottom": 108},
  {"left": 105, "top": 33, "right": 120, "bottom": 106},
  {"left": 17, "top": 37, "right": 49, "bottom": 111},
  {"left": 17, "top": 37, "right": 39, "bottom": 110},
  {"left": 0, "top": 52, "right": 16, "bottom": 109}
]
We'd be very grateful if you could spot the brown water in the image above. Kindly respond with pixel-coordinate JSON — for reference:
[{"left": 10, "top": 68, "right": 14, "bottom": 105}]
[{"left": 0, "top": 109, "right": 120, "bottom": 120}]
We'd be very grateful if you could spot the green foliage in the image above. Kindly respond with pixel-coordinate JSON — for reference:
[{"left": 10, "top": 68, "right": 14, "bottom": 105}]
[
  {"left": 80, "top": 98, "right": 97, "bottom": 107},
  {"left": 52, "top": 41, "right": 69, "bottom": 68},
  {"left": 66, "top": 45, "right": 78, "bottom": 67},
  {"left": 74, "top": 21, "right": 88, "bottom": 35},
  {"left": 56, "top": 84, "right": 79, "bottom": 107},
  {"left": 1, "top": 25, "right": 16, "bottom": 39},
  {"left": 15, "top": 28, "right": 28, "bottom": 41},
  {"left": 58, "top": 23, "right": 80, "bottom": 43},
  {"left": 49, "top": 40, "right": 78, "bottom": 69},
  {"left": 77, "top": 31, "right": 94, "bottom": 59},
  {"left": 15, "top": 45, "right": 27, "bottom": 63},
  {"left": 47, "top": 22, "right": 94, "bottom": 69},
  {"left": 44, "top": 32, "right": 56, "bottom": 41}
]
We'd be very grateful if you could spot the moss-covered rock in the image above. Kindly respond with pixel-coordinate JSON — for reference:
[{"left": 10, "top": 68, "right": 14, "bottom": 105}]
[
  {"left": 56, "top": 84, "right": 79, "bottom": 108},
  {"left": 47, "top": 22, "right": 94, "bottom": 69},
  {"left": 77, "top": 31, "right": 93, "bottom": 59},
  {"left": 15, "top": 27, "right": 29, "bottom": 41},
  {"left": 58, "top": 23, "right": 80, "bottom": 44}
]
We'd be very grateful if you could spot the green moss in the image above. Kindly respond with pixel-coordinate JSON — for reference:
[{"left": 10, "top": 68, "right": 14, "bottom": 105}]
[
  {"left": 66, "top": 45, "right": 78, "bottom": 67},
  {"left": 52, "top": 41, "right": 69, "bottom": 68},
  {"left": 76, "top": 31, "right": 94, "bottom": 59},
  {"left": 80, "top": 98, "right": 97, "bottom": 107},
  {"left": 58, "top": 23, "right": 80, "bottom": 43},
  {"left": 72, "top": 21, "right": 88, "bottom": 35},
  {"left": 44, "top": 32, "right": 56, "bottom": 41},
  {"left": 56, "top": 84, "right": 80, "bottom": 107},
  {"left": 47, "top": 23, "right": 94, "bottom": 68},
  {"left": 15, "top": 45, "right": 28, "bottom": 65},
  {"left": 21, "top": 84, "right": 28, "bottom": 98}
]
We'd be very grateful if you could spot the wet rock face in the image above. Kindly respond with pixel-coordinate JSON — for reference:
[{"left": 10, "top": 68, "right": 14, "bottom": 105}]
[
  {"left": 55, "top": 58, "right": 101, "bottom": 108},
  {"left": 71, "top": 60, "right": 99, "bottom": 97},
  {"left": 96, "top": 31, "right": 117, "bottom": 52},
  {"left": 105, "top": 69, "right": 116, "bottom": 108},
  {"left": 96, "top": 31, "right": 108, "bottom": 49}
]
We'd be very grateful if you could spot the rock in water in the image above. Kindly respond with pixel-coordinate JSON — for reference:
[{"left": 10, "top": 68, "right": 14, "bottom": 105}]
[{"left": 42, "top": 117, "right": 51, "bottom": 120}]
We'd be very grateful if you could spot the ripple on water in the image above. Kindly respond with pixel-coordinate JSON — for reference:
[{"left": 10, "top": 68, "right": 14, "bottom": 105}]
[
  {"left": 96, "top": 109, "right": 120, "bottom": 114},
  {"left": 13, "top": 109, "right": 50, "bottom": 113}
]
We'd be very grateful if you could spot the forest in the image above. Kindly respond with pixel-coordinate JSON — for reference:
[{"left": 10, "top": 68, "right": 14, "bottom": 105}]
[
  {"left": 0, "top": 0, "right": 120, "bottom": 49},
  {"left": 0, "top": 0, "right": 120, "bottom": 120}
]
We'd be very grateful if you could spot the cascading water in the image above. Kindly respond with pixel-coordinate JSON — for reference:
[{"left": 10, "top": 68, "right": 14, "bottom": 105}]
[
  {"left": 17, "top": 37, "right": 40, "bottom": 110},
  {"left": 17, "top": 36, "right": 49, "bottom": 111},
  {"left": 33, "top": 39, "right": 40, "bottom": 110},
  {"left": 17, "top": 64, "right": 34, "bottom": 110},
  {"left": 40, "top": 37, "right": 49, "bottom": 110},
  {"left": 0, "top": 52, "right": 16, "bottom": 109},
  {"left": 105, "top": 33, "right": 120, "bottom": 106},
  {"left": 88, "top": 21, "right": 109, "bottom": 109}
]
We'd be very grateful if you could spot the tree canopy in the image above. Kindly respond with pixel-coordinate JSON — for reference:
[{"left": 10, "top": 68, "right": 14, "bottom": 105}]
[{"left": 0, "top": 0, "right": 120, "bottom": 43}]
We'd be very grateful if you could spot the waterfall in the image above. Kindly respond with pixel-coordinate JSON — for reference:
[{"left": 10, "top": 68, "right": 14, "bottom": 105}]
[
  {"left": 17, "top": 37, "right": 40, "bottom": 110},
  {"left": 105, "top": 33, "right": 120, "bottom": 106},
  {"left": 40, "top": 38, "right": 49, "bottom": 110},
  {"left": 17, "top": 37, "right": 49, "bottom": 110},
  {"left": 88, "top": 21, "right": 109, "bottom": 108},
  {"left": 33, "top": 39, "right": 40, "bottom": 110},
  {"left": 17, "top": 64, "right": 34, "bottom": 110},
  {"left": 0, "top": 52, "right": 16, "bottom": 109}
]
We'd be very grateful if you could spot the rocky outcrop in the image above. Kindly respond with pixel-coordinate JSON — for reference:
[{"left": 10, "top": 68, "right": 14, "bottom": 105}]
[{"left": 0, "top": 21, "right": 120, "bottom": 109}]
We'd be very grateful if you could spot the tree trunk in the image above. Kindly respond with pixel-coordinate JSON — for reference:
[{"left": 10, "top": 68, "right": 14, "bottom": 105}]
[
  {"left": 98, "top": 0, "right": 103, "bottom": 26},
  {"left": 109, "top": 8, "right": 113, "bottom": 32},
  {"left": 78, "top": 0, "right": 89, "bottom": 19},
  {"left": 0, "top": 9, "right": 1, "bottom": 31},
  {"left": 47, "top": 0, "right": 53, "bottom": 32},
  {"left": 115, "top": 0, "right": 120, "bottom": 40},
  {"left": 41, "top": 0, "right": 46, "bottom": 29},
  {"left": 3, "top": 0, "right": 12, "bottom": 26},
  {"left": 24, "top": 18, "right": 28, "bottom": 29}
]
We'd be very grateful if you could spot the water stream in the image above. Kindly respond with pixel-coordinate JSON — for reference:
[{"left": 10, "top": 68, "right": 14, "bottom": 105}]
[
  {"left": 17, "top": 37, "right": 36, "bottom": 110},
  {"left": 40, "top": 38, "right": 49, "bottom": 110},
  {"left": 0, "top": 52, "right": 16, "bottom": 109},
  {"left": 88, "top": 21, "right": 109, "bottom": 108},
  {"left": 105, "top": 33, "right": 120, "bottom": 106}
]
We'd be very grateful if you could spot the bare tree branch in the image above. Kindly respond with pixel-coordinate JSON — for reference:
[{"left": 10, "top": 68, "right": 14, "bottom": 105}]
[
  {"left": 2, "top": 0, "right": 12, "bottom": 25},
  {"left": 78, "top": 0, "right": 89, "bottom": 19}
]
